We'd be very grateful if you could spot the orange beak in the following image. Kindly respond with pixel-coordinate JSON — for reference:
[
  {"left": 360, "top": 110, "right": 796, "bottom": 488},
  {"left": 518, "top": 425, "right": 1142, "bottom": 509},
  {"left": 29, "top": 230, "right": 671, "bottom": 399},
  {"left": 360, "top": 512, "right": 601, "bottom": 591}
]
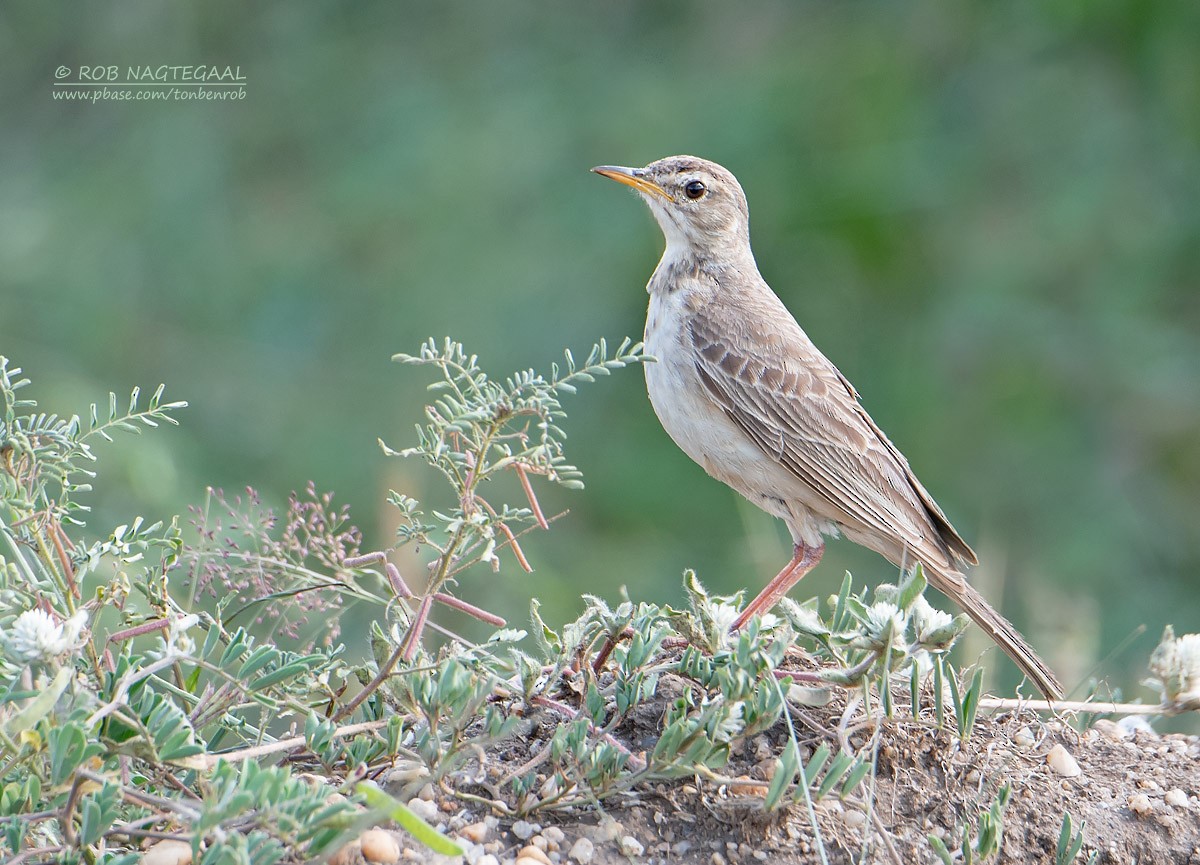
[{"left": 591, "top": 165, "right": 673, "bottom": 202}]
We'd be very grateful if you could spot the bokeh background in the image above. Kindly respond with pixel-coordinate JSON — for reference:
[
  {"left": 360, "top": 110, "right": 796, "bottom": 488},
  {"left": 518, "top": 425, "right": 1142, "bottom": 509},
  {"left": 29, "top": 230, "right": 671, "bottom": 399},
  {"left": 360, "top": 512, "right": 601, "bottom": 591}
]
[{"left": 2, "top": 2, "right": 1198, "bottom": 699}]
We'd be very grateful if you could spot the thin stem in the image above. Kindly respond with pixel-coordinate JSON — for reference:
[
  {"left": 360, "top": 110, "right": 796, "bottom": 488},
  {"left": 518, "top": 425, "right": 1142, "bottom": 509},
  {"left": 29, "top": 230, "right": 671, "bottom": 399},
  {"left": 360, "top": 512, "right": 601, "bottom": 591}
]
[
  {"left": 400, "top": 596, "right": 434, "bottom": 662},
  {"left": 334, "top": 641, "right": 406, "bottom": 722},
  {"left": 188, "top": 719, "right": 389, "bottom": 771},
  {"left": 48, "top": 521, "right": 77, "bottom": 598},
  {"left": 8, "top": 846, "right": 64, "bottom": 865},
  {"left": 977, "top": 697, "right": 1172, "bottom": 715},
  {"left": 0, "top": 809, "right": 58, "bottom": 826},
  {"left": 87, "top": 655, "right": 177, "bottom": 727},
  {"left": 432, "top": 593, "right": 505, "bottom": 626},
  {"left": 770, "top": 674, "right": 831, "bottom": 865},
  {"left": 33, "top": 528, "right": 74, "bottom": 614},
  {"left": 531, "top": 695, "right": 646, "bottom": 772},
  {"left": 76, "top": 768, "right": 201, "bottom": 821},
  {"left": 108, "top": 618, "right": 170, "bottom": 644},
  {"left": 514, "top": 464, "right": 548, "bottom": 529}
]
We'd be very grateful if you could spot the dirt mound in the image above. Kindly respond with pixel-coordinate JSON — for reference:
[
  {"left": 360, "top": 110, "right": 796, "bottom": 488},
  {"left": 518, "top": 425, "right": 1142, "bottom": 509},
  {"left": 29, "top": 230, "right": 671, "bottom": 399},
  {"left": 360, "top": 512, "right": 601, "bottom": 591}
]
[{"left": 386, "top": 689, "right": 1200, "bottom": 864}]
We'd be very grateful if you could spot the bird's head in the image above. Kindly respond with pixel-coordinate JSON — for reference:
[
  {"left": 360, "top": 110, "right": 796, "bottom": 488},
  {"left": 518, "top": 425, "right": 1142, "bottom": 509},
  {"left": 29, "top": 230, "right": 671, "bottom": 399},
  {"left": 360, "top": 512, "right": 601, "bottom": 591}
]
[{"left": 592, "top": 155, "right": 751, "bottom": 257}]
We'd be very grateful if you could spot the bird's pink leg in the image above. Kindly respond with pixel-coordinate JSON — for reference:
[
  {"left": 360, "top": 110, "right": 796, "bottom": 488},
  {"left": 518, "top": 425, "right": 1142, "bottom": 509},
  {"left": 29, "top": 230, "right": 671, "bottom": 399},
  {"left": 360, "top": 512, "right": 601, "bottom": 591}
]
[{"left": 731, "top": 542, "right": 825, "bottom": 631}]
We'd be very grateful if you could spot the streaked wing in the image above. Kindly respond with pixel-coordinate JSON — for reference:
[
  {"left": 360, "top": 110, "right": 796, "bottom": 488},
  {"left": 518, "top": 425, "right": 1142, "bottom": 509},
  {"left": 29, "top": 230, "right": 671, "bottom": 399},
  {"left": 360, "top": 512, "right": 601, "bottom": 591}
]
[{"left": 688, "top": 296, "right": 972, "bottom": 565}]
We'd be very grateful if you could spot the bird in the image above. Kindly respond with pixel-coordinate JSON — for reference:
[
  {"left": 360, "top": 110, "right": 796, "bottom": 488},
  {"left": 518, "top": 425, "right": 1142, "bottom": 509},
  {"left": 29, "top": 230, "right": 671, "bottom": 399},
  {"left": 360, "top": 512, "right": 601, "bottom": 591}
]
[{"left": 592, "top": 155, "right": 1063, "bottom": 700}]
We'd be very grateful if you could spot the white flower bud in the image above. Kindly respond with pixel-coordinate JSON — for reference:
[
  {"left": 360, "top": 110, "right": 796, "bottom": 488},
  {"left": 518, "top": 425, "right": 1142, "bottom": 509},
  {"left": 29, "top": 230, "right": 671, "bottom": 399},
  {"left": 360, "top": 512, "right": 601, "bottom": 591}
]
[
  {"left": 1147, "top": 626, "right": 1200, "bottom": 710},
  {"left": 4, "top": 608, "right": 86, "bottom": 664}
]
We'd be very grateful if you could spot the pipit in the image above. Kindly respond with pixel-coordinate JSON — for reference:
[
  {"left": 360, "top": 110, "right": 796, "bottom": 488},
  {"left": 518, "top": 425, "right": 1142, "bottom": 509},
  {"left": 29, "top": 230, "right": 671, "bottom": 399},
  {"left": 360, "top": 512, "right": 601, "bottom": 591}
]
[{"left": 593, "top": 155, "right": 1062, "bottom": 700}]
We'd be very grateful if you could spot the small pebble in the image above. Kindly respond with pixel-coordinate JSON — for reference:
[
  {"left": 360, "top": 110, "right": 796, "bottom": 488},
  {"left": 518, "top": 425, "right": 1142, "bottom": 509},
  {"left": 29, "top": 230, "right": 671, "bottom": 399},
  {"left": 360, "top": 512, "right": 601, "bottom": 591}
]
[
  {"left": 711, "top": 854, "right": 728, "bottom": 865},
  {"left": 142, "top": 840, "right": 194, "bottom": 865},
  {"left": 1165, "top": 788, "right": 1189, "bottom": 808},
  {"left": 843, "top": 809, "right": 866, "bottom": 829},
  {"left": 673, "top": 840, "right": 692, "bottom": 856},
  {"left": 1118, "top": 716, "right": 1157, "bottom": 737},
  {"left": 360, "top": 828, "right": 401, "bottom": 864},
  {"left": 384, "top": 763, "right": 428, "bottom": 786},
  {"left": 518, "top": 845, "right": 552, "bottom": 865},
  {"left": 734, "top": 774, "right": 770, "bottom": 797},
  {"left": 460, "top": 822, "right": 489, "bottom": 844},
  {"left": 405, "top": 797, "right": 438, "bottom": 823},
  {"left": 327, "top": 841, "right": 359, "bottom": 865},
  {"left": 568, "top": 837, "right": 594, "bottom": 864},
  {"left": 476, "top": 857, "right": 500, "bottom": 865},
  {"left": 1129, "top": 793, "right": 1154, "bottom": 816},
  {"left": 591, "top": 818, "right": 622, "bottom": 842},
  {"left": 1046, "top": 744, "right": 1082, "bottom": 778},
  {"left": 619, "top": 836, "right": 644, "bottom": 857},
  {"left": 1092, "top": 719, "right": 1125, "bottom": 740},
  {"left": 1012, "top": 726, "right": 1035, "bottom": 748},
  {"left": 417, "top": 783, "right": 436, "bottom": 801},
  {"left": 512, "top": 820, "right": 539, "bottom": 841}
]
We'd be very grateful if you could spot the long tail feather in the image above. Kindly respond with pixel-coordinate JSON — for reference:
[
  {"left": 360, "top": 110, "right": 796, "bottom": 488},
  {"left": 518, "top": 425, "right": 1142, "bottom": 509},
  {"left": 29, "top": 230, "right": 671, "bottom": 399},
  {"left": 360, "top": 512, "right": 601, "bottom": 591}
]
[{"left": 946, "top": 578, "right": 1063, "bottom": 700}]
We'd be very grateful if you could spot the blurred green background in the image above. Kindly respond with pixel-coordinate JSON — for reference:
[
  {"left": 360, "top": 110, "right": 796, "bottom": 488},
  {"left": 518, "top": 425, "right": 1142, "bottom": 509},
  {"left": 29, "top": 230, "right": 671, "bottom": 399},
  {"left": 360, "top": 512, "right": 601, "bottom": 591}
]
[{"left": 2, "top": 1, "right": 1198, "bottom": 698}]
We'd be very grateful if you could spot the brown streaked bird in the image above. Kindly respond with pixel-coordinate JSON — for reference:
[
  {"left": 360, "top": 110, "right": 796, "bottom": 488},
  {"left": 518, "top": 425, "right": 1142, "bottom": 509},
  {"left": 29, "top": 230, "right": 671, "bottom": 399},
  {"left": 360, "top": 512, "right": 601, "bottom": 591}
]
[{"left": 593, "top": 155, "right": 1062, "bottom": 700}]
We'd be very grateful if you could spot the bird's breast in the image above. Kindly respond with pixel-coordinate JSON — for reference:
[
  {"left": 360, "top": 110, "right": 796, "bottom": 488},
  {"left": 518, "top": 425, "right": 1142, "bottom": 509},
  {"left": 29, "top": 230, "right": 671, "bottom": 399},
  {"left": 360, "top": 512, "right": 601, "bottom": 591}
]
[{"left": 644, "top": 293, "right": 798, "bottom": 507}]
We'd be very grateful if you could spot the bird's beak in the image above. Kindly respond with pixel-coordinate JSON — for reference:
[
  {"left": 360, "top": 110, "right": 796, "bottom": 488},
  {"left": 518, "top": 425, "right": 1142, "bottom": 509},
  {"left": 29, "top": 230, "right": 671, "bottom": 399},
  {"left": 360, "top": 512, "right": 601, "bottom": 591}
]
[{"left": 591, "top": 165, "right": 673, "bottom": 202}]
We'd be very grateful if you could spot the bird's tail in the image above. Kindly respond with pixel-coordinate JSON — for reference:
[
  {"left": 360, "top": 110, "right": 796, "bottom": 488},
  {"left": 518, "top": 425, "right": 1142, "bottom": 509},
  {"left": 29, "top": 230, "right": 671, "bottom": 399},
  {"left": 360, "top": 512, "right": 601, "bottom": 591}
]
[{"left": 947, "top": 578, "right": 1063, "bottom": 701}]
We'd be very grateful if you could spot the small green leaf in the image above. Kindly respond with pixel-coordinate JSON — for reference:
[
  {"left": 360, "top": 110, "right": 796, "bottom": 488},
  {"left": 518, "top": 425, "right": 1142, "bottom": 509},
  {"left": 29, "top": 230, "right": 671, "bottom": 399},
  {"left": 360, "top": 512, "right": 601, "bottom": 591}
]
[
  {"left": 250, "top": 660, "right": 318, "bottom": 691},
  {"left": 840, "top": 759, "right": 871, "bottom": 798},
  {"left": 815, "top": 751, "right": 853, "bottom": 801},
  {"left": 237, "top": 645, "right": 281, "bottom": 679},
  {"left": 897, "top": 564, "right": 927, "bottom": 611},
  {"left": 1, "top": 667, "right": 72, "bottom": 737},
  {"left": 804, "top": 743, "right": 830, "bottom": 781},
  {"left": 928, "top": 835, "right": 953, "bottom": 865}
]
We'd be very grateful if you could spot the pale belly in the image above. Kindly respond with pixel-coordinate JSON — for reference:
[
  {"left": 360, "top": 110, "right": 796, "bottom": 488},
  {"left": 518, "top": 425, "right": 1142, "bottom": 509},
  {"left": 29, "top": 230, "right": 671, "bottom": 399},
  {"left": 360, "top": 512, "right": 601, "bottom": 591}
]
[{"left": 643, "top": 307, "right": 836, "bottom": 546}]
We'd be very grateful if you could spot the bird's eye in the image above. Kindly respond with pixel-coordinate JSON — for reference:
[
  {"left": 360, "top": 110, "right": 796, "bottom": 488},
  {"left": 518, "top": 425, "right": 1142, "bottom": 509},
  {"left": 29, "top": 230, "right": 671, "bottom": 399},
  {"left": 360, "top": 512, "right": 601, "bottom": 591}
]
[{"left": 683, "top": 180, "right": 707, "bottom": 200}]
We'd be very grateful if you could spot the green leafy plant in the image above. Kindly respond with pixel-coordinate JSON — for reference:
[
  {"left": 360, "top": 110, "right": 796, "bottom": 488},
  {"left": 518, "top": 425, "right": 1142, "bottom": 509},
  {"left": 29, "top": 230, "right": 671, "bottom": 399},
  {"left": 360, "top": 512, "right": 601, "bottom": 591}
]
[
  {"left": 334, "top": 337, "right": 649, "bottom": 717},
  {"left": 1056, "top": 812, "right": 1099, "bottom": 865},
  {"left": 0, "top": 341, "right": 654, "bottom": 862},
  {"left": 10, "top": 341, "right": 1155, "bottom": 864},
  {"left": 929, "top": 784, "right": 1011, "bottom": 865}
]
